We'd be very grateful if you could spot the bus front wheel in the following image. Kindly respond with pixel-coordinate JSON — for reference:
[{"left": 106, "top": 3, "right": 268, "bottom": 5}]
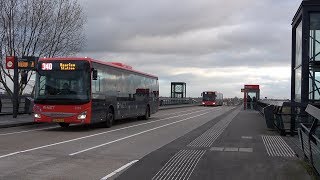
[
  {"left": 59, "top": 122, "right": 70, "bottom": 128},
  {"left": 105, "top": 108, "right": 114, "bottom": 128}
]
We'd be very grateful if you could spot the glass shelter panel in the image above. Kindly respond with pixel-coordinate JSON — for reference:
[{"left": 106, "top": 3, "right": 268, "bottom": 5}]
[
  {"left": 295, "top": 67, "right": 302, "bottom": 101},
  {"left": 309, "top": 69, "right": 320, "bottom": 101},
  {"left": 310, "top": 13, "right": 320, "bottom": 62},
  {"left": 296, "top": 21, "right": 303, "bottom": 66},
  {"left": 309, "top": 13, "right": 320, "bottom": 102}
]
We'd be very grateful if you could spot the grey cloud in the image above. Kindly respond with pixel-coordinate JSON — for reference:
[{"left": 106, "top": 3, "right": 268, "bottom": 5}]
[
  {"left": 77, "top": 0, "right": 301, "bottom": 98},
  {"left": 81, "top": 0, "right": 255, "bottom": 51}
]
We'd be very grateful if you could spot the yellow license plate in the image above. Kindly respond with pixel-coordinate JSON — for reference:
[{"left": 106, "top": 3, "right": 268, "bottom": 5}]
[{"left": 52, "top": 119, "right": 64, "bottom": 123}]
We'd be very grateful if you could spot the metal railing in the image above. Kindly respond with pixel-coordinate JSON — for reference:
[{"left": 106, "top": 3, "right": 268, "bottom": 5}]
[
  {"left": 1, "top": 96, "right": 201, "bottom": 115},
  {"left": 159, "top": 97, "right": 201, "bottom": 106},
  {"left": 299, "top": 104, "right": 320, "bottom": 175},
  {"left": 0, "top": 95, "right": 33, "bottom": 115},
  {"left": 256, "top": 100, "right": 311, "bottom": 136},
  {"left": 256, "top": 101, "right": 320, "bottom": 174}
]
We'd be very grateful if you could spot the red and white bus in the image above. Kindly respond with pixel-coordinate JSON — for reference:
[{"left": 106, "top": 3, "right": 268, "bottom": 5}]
[
  {"left": 33, "top": 57, "right": 159, "bottom": 128},
  {"left": 201, "top": 91, "right": 223, "bottom": 106}
]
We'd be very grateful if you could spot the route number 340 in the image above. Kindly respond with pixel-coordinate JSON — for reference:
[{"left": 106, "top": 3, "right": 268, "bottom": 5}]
[{"left": 42, "top": 63, "right": 52, "bottom": 70}]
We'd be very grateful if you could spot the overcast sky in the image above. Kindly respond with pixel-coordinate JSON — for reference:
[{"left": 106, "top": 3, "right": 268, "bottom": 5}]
[{"left": 78, "top": 0, "right": 302, "bottom": 98}]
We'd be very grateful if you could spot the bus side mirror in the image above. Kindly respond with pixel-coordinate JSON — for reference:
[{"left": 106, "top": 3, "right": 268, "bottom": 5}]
[
  {"left": 92, "top": 69, "right": 98, "bottom": 80},
  {"left": 201, "top": 93, "right": 203, "bottom": 96}
]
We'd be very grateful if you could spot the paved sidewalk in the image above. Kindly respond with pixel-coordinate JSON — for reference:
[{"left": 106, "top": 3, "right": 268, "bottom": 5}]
[
  {"left": 0, "top": 114, "right": 34, "bottom": 128},
  {"left": 117, "top": 108, "right": 313, "bottom": 180}
]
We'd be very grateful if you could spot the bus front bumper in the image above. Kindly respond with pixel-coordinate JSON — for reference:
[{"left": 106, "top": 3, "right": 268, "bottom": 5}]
[
  {"left": 34, "top": 112, "right": 89, "bottom": 124},
  {"left": 202, "top": 101, "right": 216, "bottom": 106}
]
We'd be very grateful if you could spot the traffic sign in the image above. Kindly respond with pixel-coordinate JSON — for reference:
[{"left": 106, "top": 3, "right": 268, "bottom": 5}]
[
  {"left": 5, "top": 56, "right": 15, "bottom": 69},
  {"left": 5, "top": 56, "right": 38, "bottom": 70},
  {"left": 17, "top": 56, "right": 38, "bottom": 70}
]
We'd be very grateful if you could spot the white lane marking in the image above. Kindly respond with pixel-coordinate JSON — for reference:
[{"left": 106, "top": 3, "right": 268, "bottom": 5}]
[
  {"left": 0, "top": 126, "right": 59, "bottom": 136},
  {"left": 0, "top": 108, "right": 216, "bottom": 159},
  {"left": 0, "top": 152, "right": 21, "bottom": 159},
  {"left": 156, "top": 107, "right": 222, "bottom": 117},
  {"left": 100, "top": 160, "right": 139, "bottom": 180},
  {"left": 0, "top": 108, "right": 212, "bottom": 137},
  {"left": 69, "top": 112, "right": 211, "bottom": 156},
  {"left": 153, "top": 107, "right": 208, "bottom": 118}
]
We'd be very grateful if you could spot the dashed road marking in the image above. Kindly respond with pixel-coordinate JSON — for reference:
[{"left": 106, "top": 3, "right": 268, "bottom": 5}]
[
  {"left": 224, "top": 147, "right": 239, "bottom": 152},
  {"left": 241, "top": 136, "right": 253, "bottom": 139},
  {"left": 210, "top": 147, "right": 253, "bottom": 153},
  {"left": 210, "top": 147, "right": 224, "bottom": 151},
  {"left": 239, "top": 148, "right": 253, "bottom": 152}
]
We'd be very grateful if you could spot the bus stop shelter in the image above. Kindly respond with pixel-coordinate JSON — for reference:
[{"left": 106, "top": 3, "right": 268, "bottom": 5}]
[{"left": 242, "top": 85, "right": 260, "bottom": 110}]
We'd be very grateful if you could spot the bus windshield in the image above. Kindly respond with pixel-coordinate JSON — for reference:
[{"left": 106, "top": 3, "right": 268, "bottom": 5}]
[
  {"left": 203, "top": 93, "right": 216, "bottom": 101},
  {"left": 34, "top": 61, "right": 90, "bottom": 104}
]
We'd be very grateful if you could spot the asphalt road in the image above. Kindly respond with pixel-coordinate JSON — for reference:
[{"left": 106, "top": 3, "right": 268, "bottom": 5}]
[{"left": 0, "top": 106, "right": 234, "bottom": 180}]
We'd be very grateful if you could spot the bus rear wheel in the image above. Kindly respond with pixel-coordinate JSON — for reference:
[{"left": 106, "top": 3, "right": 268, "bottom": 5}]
[
  {"left": 105, "top": 108, "right": 114, "bottom": 128},
  {"left": 142, "top": 106, "right": 150, "bottom": 120},
  {"left": 59, "top": 122, "right": 70, "bottom": 128}
]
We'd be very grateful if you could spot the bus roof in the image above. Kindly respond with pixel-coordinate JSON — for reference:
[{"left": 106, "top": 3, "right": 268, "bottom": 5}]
[{"left": 39, "top": 57, "right": 158, "bottom": 79}]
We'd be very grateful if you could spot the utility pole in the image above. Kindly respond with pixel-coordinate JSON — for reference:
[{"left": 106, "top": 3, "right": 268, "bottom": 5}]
[{"left": 13, "top": 56, "right": 18, "bottom": 118}]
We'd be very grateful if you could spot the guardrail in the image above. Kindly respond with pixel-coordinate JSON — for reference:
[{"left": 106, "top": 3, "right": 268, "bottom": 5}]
[
  {"left": 299, "top": 104, "right": 320, "bottom": 175},
  {"left": 0, "top": 95, "right": 33, "bottom": 115},
  {"left": 159, "top": 97, "right": 201, "bottom": 106},
  {"left": 256, "top": 100, "right": 311, "bottom": 136},
  {"left": 1, "top": 96, "right": 200, "bottom": 115}
]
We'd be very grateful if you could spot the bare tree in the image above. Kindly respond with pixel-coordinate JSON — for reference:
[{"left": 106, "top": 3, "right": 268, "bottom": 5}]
[{"left": 0, "top": 0, "right": 86, "bottom": 98}]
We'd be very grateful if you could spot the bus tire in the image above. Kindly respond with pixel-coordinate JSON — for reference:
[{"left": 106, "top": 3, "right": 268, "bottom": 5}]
[
  {"left": 142, "top": 106, "right": 150, "bottom": 120},
  {"left": 105, "top": 108, "right": 114, "bottom": 128},
  {"left": 59, "top": 122, "right": 70, "bottom": 128}
]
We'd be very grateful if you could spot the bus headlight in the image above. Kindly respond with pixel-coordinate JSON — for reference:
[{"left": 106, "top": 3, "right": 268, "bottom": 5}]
[
  {"left": 202, "top": 102, "right": 205, "bottom": 105},
  {"left": 34, "top": 113, "right": 41, "bottom": 118},
  {"left": 77, "top": 111, "right": 87, "bottom": 120}
]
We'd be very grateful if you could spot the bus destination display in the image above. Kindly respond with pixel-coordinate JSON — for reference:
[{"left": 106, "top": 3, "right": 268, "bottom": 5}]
[{"left": 39, "top": 61, "right": 86, "bottom": 71}]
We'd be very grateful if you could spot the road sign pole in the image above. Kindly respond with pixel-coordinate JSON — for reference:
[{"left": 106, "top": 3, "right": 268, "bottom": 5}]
[
  {"left": 6, "top": 56, "right": 38, "bottom": 118},
  {"left": 13, "top": 56, "right": 19, "bottom": 118}
]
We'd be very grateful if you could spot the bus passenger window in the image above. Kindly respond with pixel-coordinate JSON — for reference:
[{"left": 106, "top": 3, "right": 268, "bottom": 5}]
[{"left": 95, "top": 76, "right": 101, "bottom": 92}]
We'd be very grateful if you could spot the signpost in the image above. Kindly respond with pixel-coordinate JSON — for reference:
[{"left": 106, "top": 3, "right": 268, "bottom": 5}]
[
  {"left": 5, "top": 56, "right": 15, "bottom": 69},
  {"left": 5, "top": 56, "right": 38, "bottom": 118}
]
